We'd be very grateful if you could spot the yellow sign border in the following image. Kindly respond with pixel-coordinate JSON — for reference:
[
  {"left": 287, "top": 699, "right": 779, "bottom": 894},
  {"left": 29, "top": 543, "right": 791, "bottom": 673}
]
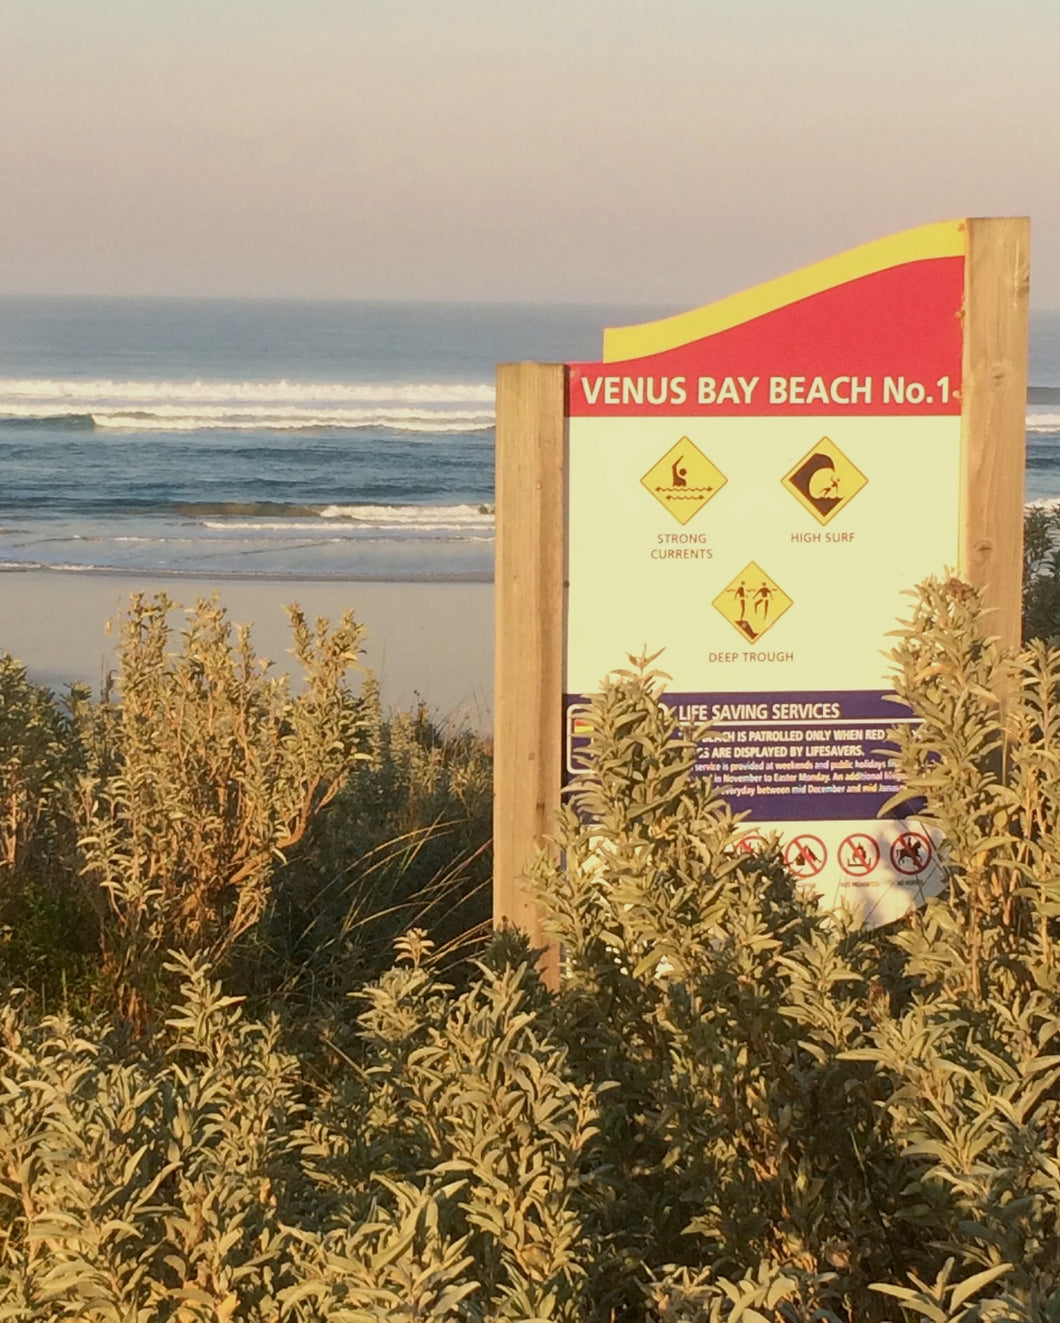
[{"left": 602, "top": 219, "right": 967, "bottom": 363}]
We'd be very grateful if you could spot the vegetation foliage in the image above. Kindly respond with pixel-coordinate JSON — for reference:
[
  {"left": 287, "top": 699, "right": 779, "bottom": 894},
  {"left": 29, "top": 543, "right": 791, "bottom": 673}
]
[
  {"left": 1023, "top": 504, "right": 1060, "bottom": 645},
  {"left": 1, "top": 521, "right": 1060, "bottom": 1319}
]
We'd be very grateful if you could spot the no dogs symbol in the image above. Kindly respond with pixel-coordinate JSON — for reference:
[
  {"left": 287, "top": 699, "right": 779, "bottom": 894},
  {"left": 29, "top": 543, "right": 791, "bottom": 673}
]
[
  {"left": 784, "top": 835, "right": 827, "bottom": 879},
  {"left": 733, "top": 832, "right": 768, "bottom": 856}
]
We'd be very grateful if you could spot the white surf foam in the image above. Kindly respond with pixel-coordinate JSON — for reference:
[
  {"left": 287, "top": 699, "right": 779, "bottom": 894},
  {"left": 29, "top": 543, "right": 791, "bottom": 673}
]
[
  {"left": 318, "top": 503, "right": 493, "bottom": 525},
  {"left": 0, "top": 377, "right": 496, "bottom": 433},
  {"left": 0, "top": 377, "right": 494, "bottom": 404},
  {"left": 89, "top": 408, "right": 494, "bottom": 433},
  {"left": 198, "top": 502, "right": 495, "bottom": 536}
]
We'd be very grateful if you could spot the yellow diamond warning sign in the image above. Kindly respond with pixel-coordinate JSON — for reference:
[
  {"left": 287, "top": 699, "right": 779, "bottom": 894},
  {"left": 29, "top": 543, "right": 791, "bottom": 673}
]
[
  {"left": 641, "top": 438, "right": 726, "bottom": 525},
  {"left": 713, "top": 562, "right": 793, "bottom": 643},
  {"left": 782, "top": 436, "right": 867, "bottom": 525}
]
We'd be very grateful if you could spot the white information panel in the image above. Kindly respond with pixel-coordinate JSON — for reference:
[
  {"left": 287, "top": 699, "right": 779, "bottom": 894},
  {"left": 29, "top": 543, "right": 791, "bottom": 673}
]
[{"left": 564, "top": 222, "right": 968, "bottom": 924}]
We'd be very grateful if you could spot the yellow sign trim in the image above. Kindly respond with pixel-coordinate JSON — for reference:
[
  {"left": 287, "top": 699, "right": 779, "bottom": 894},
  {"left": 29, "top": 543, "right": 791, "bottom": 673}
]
[{"left": 602, "top": 219, "right": 967, "bottom": 363}]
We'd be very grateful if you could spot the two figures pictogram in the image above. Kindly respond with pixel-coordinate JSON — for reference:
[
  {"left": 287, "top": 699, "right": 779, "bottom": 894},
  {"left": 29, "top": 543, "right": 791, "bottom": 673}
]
[{"left": 712, "top": 562, "right": 792, "bottom": 643}]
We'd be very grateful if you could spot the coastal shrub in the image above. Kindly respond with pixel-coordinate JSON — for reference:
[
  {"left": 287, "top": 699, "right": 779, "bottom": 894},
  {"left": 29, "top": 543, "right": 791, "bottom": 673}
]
[
  {"left": 6, "top": 572, "right": 1060, "bottom": 1317},
  {"left": 241, "top": 701, "right": 493, "bottom": 1025},
  {"left": 0, "top": 593, "right": 494, "bottom": 1024},
  {"left": 521, "top": 654, "right": 913, "bottom": 1320},
  {"left": 1023, "top": 503, "right": 1060, "bottom": 643},
  {"left": 0, "top": 953, "right": 308, "bottom": 1321},
  {"left": 0, "top": 938, "right": 597, "bottom": 1321},
  {"left": 0, "top": 657, "right": 78, "bottom": 884},
  {"left": 847, "top": 576, "right": 1060, "bottom": 1317},
  {"left": 0, "top": 658, "right": 94, "bottom": 997},
  {"left": 72, "top": 593, "right": 377, "bottom": 1021},
  {"left": 288, "top": 929, "right": 601, "bottom": 1321},
  {"left": 9, "top": 581, "right": 1060, "bottom": 1321},
  {"left": 297, "top": 592, "right": 1060, "bottom": 1320}
]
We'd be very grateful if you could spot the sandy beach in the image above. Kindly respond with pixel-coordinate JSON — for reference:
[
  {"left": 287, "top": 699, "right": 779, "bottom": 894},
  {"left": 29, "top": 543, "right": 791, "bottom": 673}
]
[{"left": 0, "top": 570, "right": 494, "bottom": 730}]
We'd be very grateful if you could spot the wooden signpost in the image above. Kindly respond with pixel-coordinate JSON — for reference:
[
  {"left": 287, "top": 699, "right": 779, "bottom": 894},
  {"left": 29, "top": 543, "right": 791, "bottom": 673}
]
[{"left": 494, "top": 218, "right": 1029, "bottom": 965}]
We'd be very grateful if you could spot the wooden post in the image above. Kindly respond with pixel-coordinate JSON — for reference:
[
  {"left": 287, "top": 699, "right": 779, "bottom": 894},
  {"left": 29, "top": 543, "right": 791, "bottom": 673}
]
[
  {"left": 493, "top": 362, "right": 565, "bottom": 986},
  {"left": 960, "top": 217, "right": 1031, "bottom": 648}
]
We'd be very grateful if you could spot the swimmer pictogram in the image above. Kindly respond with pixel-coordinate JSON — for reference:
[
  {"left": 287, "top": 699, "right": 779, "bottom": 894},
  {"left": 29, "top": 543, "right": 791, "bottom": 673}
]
[
  {"left": 641, "top": 437, "right": 727, "bottom": 525},
  {"left": 712, "top": 561, "right": 793, "bottom": 643},
  {"left": 784, "top": 834, "right": 827, "bottom": 878},
  {"left": 782, "top": 436, "right": 868, "bottom": 525},
  {"left": 839, "top": 833, "right": 880, "bottom": 876},
  {"left": 890, "top": 831, "right": 933, "bottom": 876}
]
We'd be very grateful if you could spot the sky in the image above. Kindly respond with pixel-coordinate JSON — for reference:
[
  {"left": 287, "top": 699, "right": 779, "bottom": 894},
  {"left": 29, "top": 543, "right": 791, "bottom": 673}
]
[{"left": 1, "top": 0, "right": 1058, "bottom": 306}]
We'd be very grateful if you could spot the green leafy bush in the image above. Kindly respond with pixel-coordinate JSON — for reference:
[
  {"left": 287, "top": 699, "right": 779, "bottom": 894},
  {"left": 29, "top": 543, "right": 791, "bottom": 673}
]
[
  {"left": 0, "top": 658, "right": 94, "bottom": 998},
  {"left": 0, "top": 953, "right": 306, "bottom": 1320},
  {"left": 4, "top": 570, "right": 1060, "bottom": 1318},
  {"left": 0, "top": 594, "right": 492, "bottom": 1025},
  {"left": 73, "top": 594, "right": 377, "bottom": 1021},
  {"left": 1023, "top": 504, "right": 1060, "bottom": 644},
  {"left": 241, "top": 702, "right": 492, "bottom": 1026}
]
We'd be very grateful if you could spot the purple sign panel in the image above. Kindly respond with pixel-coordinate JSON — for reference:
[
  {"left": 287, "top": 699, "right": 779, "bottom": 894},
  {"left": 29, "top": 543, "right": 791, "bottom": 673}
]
[{"left": 564, "top": 689, "right": 916, "bottom": 822}]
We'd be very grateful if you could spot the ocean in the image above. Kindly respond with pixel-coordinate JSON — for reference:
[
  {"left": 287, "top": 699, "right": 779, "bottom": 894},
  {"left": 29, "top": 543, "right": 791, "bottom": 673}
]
[{"left": 1, "top": 298, "right": 1059, "bottom": 583}]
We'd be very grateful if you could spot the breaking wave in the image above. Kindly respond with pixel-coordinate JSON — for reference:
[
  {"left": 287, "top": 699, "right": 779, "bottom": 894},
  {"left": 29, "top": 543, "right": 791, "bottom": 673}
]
[
  {"left": 0, "top": 377, "right": 495, "bottom": 433},
  {"left": 1, "top": 413, "right": 96, "bottom": 430},
  {"left": 197, "top": 502, "right": 495, "bottom": 536}
]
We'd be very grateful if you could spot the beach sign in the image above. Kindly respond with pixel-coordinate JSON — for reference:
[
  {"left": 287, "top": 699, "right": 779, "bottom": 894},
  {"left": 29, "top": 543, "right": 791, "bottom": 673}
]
[{"left": 494, "top": 218, "right": 1029, "bottom": 973}]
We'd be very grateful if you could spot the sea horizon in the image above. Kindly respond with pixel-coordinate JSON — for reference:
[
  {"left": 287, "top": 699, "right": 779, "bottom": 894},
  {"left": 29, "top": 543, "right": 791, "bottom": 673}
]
[
  {"left": 1, "top": 294, "right": 1057, "bottom": 715},
  {"left": 1, "top": 297, "right": 1059, "bottom": 585}
]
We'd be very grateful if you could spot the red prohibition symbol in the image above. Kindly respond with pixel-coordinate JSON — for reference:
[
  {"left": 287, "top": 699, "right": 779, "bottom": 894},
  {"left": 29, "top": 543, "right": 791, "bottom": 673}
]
[
  {"left": 889, "top": 831, "right": 933, "bottom": 876},
  {"left": 838, "top": 833, "right": 879, "bottom": 876},
  {"left": 784, "top": 834, "right": 827, "bottom": 878},
  {"left": 734, "top": 832, "right": 767, "bottom": 855}
]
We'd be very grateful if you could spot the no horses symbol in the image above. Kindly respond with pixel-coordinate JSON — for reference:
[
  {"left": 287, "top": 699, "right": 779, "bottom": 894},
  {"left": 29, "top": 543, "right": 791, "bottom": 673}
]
[{"left": 890, "top": 831, "right": 933, "bottom": 876}]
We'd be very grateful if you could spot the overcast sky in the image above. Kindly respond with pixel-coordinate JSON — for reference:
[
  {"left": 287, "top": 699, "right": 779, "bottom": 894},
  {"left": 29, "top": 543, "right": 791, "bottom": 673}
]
[{"left": 2, "top": 0, "right": 1057, "bottom": 305}]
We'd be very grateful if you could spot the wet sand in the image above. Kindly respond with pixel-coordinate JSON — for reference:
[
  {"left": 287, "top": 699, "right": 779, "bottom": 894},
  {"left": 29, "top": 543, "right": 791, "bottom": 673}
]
[{"left": 0, "top": 570, "right": 493, "bottom": 730}]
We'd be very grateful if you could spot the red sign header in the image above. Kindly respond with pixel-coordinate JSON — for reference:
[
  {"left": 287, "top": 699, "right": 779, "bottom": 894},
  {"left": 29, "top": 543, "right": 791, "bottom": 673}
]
[{"left": 568, "top": 226, "right": 967, "bottom": 418}]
